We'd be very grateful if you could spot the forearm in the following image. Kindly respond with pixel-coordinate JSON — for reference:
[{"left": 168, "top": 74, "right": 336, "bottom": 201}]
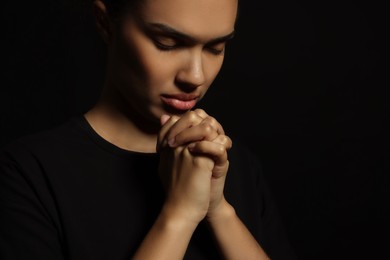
[
  {"left": 132, "top": 207, "right": 198, "bottom": 260},
  {"left": 206, "top": 200, "right": 270, "bottom": 260}
]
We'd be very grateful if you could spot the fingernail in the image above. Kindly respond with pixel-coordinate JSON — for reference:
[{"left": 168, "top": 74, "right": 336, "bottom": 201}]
[
  {"left": 188, "top": 143, "right": 195, "bottom": 150},
  {"left": 160, "top": 114, "right": 170, "bottom": 125},
  {"left": 168, "top": 138, "right": 176, "bottom": 147}
]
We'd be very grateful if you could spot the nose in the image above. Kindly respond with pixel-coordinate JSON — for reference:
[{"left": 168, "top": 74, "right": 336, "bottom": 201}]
[{"left": 175, "top": 50, "right": 205, "bottom": 89}]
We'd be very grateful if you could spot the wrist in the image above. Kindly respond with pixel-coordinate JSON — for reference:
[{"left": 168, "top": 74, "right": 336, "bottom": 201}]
[
  {"left": 160, "top": 202, "right": 203, "bottom": 231},
  {"left": 205, "top": 199, "right": 236, "bottom": 224}
]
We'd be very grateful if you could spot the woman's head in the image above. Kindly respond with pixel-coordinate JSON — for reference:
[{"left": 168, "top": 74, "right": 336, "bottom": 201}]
[{"left": 93, "top": 0, "right": 238, "bottom": 128}]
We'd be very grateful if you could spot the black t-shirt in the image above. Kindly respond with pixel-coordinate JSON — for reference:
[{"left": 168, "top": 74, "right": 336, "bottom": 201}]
[{"left": 0, "top": 115, "right": 296, "bottom": 260}]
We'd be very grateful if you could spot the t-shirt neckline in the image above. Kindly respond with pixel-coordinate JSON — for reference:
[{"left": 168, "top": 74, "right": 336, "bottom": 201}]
[{"left": 74, "top": 114, "right": 158, "bottom": 158}]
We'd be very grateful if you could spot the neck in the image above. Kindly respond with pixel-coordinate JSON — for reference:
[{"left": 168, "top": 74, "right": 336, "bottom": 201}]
[{"left": 84, "top": 87, "right": 160, "bottom": 153}]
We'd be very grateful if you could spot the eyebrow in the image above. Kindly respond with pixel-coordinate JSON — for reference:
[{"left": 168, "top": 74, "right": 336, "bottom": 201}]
[{"left": 145, "top": 22, "right": 235, "bottom": 45}]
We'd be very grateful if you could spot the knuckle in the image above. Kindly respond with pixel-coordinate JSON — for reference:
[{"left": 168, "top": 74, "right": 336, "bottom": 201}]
[
  {"left": 224, "top": 136, "right": 233, "bottom": 147},
  {"left": 188, "top": 111, "right": 199, "bottom": 121},
  {"left": 216, "top": 146, "right": 226, "bottom": 156},
  {"left": 194, "top": 108, "right": 206, "bottom": 115},
  {"left": 207, "top": 116, "right": 218, "bottom": 126},
  {"left": 203, "top": 124, "right": 214, "bottom": 134}
]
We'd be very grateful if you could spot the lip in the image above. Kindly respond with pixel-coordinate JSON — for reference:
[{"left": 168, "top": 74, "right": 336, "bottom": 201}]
[{"left": 161, "top": 94, "right": 199, "bottom": 111}]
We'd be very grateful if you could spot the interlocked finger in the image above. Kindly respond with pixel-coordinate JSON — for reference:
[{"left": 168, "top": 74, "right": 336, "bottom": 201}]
[
  {"left": 212, "top": 134, "right": 232, "bottom": 151},
  {"left": 157, "top": 115, "right": 180, "bottom": 151}
]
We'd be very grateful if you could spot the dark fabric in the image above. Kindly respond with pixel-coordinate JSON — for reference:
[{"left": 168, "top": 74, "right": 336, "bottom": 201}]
[{"left": 0, "top": 115, "right": 296, "bottom": 260}]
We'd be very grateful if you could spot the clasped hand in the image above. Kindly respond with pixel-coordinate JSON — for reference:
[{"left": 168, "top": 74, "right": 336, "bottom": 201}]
[{"left": 157, "top": 109, "right": 232, "bottom": 224}]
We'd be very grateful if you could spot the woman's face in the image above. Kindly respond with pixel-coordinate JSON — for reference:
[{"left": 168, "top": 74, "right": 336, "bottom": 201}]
[{"left": 106, "top": 0, "right": 238, "bottom": 125}]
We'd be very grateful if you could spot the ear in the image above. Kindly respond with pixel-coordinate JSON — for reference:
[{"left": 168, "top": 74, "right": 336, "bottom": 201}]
[{"left": 93, "top": 0, "right": 113, "bottom": 44}]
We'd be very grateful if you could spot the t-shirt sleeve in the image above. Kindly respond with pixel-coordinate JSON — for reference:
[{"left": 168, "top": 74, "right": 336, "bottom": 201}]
[
  {"left": 0, "top": 144, "right": 65, "bottom": 260},
  {"left": 253, "top": 154, "right": 297, "bottom": 260}
]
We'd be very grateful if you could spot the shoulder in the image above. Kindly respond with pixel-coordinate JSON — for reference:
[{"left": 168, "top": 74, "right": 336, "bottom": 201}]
[
  {"left": 0, "top": 115, "right": 93, "bottom": 209},
  {"left": 0, "top": 116, "right": 86, "bottom": 170}
]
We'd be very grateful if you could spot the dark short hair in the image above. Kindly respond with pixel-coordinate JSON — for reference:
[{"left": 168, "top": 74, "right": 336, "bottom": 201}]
[
  {"left": 101, "top": 0, "right": 143, "bottom": 19},
  {"left": 101, "top": 0, "right": 240, "bottom": 24}
]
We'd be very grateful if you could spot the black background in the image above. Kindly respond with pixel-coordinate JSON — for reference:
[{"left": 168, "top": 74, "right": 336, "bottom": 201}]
[{"left": 1, "top": 1, "right": 388, "bottom": 259}]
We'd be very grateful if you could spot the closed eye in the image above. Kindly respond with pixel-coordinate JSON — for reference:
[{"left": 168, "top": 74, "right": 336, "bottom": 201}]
[
  {"left": 153, "top": 36, "right": 179, "bottom": 51},
  {"left": 144, "top": 23, "right": 234, "bottom": 56},
  {"left": 154, "top": 36, "right": 227, "bottom": 55},
  {"left": 205, "top": 42, "right": 226, "bottom": 55}
]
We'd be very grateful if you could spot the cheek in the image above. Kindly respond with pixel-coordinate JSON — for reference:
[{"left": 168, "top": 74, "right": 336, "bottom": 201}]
[
  {"left": 112, "top": 43, "right": 172, "bottom": 100},
  {"left": 127, "top": 36, "right": 178, "bottom": 88},
  {"left": 203, "top": 56, "right": 225, "bottom": 84},
  {"left": 140, "top": 52, "right": 177, "bottom": 84}
]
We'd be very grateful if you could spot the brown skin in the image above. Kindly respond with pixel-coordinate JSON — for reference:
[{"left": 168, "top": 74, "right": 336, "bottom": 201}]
[
  {"left": 86, "top": 0, "right": 234, "bottom": 152},
  {"left": 87, "top": 0, "right": 270, "bottom": 259}
]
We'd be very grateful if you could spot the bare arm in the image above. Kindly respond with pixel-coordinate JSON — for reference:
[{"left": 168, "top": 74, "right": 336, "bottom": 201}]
[
  {"left": 206, "top": 200, "right": 270, "bottom": 260},
  {"left": 134, "top": 109, "right": 270, "bottom": 259},
  {"left": 160, "top": 109, "right": 271, "bottom": 259},
  {"left": 188, "top": 133, "right": 270, "bottom": 259},
  {"left": 132, "top": 206, "right": 198, "bottom": 260}
]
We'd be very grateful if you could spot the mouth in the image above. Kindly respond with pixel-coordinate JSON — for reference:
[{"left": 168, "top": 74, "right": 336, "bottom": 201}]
[{"left": 161, "top": 94, "right": 199, "bottom": 111}]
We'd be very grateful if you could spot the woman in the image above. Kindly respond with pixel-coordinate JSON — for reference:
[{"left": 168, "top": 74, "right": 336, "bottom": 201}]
[{"left": 0, "top": 0, "right": 296, "bottom": 259}]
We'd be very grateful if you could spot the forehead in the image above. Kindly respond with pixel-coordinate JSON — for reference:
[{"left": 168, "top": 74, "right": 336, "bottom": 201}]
[{"left": 136, "top": 0, "right": 238, "bottom": 39}]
